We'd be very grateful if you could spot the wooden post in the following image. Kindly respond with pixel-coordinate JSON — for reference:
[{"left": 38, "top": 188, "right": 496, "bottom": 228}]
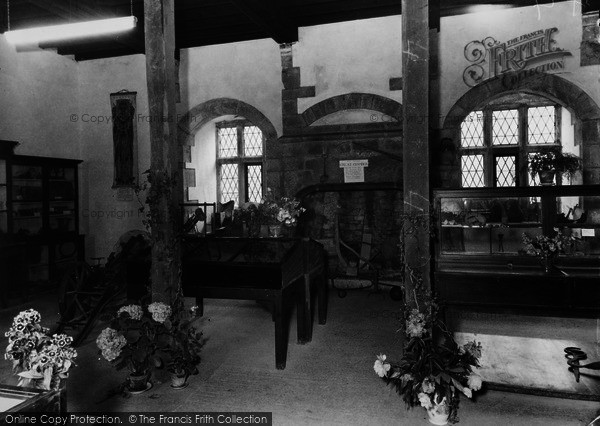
[
  {"left": 143, "top": 0, "right": 182, "bottom": 304},
  {"left": 402, "top": 0, "right": 430, "bottom": 310}
]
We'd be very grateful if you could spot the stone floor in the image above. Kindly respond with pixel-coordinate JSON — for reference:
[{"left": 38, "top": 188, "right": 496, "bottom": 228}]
[{"left": 0, "top": 287, "right": 598, "bottom": 425}]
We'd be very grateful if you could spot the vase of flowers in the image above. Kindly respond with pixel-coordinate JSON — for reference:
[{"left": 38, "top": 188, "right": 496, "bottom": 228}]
[
  {"left": 261, "top": 189, "right": 305, "bottom": 235},
  {"left": 374, "top": 309, "right": 483, "bottom": 424},
  {"left": 522, "top": 228, "right": 572, "bottom": 273},
  {"left": 5, "top": 309, "right": 77, "bottom": 391},
  {"left": 528, "top": 151, "right": 582, "bottom": 185}
]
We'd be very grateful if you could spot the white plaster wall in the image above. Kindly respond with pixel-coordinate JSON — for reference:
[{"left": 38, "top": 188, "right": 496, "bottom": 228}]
[
  {"left": 188, "top": 118, "right": 218, "bottom": 203},
  {"left": 0, "top": 40, "right": 80, "bottom": 158},
  {"left": 179, "top": 38, "right": 283, "bottom": 136},
  {"left": 439, "top": 2, "right": 600, "bottom": 126},
  {"left": 77, "top": 55, "right": 150, "bottom": 259},
  {"left": 295, "top": 16, "right": 403, "bottom": 113}
]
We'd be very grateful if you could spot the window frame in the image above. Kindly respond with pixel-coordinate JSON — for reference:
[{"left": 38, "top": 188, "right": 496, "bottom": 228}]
[
  {"left": 460, "top": 102, "right": 562, "bottom": 188},
  {"left": 215, "top": 119, "right": 265, "bottom": 205}
]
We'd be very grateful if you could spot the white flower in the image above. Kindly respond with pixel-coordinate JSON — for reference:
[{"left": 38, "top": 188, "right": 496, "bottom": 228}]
[
  {"left": 117, "top": 304, "right": 143, "bottom": 320},
  {"left": 421, "top": 378, "right": 435, "bottom": 394},
  {"left": 467, "top": 374, "right": 483, "bottom": 391},
  {"left": 406, "top": 309, "right": 427, "bottom": 338},
  {"left": 462, "top": 387, "right": 472, "bottom": 398},
  {"left": 96, "top": 328, "right": 126, "bottom": 361},
  {"left": 147, "top": 302, "right": 172, "bottom": 323},
  {"left": 400, "top": 373, "right": 414, "bottom": 385},
  {"left": 373, "top": 354, "right": 391, "bottom": 378},
  {"left": 418, "top": 392, "right": 433, "bottom": 409}
]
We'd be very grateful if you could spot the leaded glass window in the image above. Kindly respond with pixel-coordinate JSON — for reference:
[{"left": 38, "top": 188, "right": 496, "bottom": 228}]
[
  {"left": 492, "top": 109, "right": 519, "bottom": 146},
  {"left": 461, "top": 155, "right": 485, "bottom": 188},
  {"left": 219, "top": 163, "right": 239, "bottom": 203},
  {"left": 216, "top": 121, "right": 264, "bottom": 204},
  {"left": 528, "top": 106, "right": 555, "bottom": 145},
  {"left": 495, "top": 156, "right": 516, "bottom": 187},
  {"left": 459, "top": 104, "right": 560, "bottom": 188},
  {"left": 246, "top": 164, "right": 263, "bottom": 203},
  {"left": 460, "top": 111, "right": 484, "bottom": 148}
]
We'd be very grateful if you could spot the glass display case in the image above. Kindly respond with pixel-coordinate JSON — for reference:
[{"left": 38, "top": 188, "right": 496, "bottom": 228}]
[
  {"left": 1, "top": 153, "right": 83, "bottom": 290},
  {"left": 433, "top": 186, "right": 600, "bottom": 316},
  {"left": 435, "top": 186, "right": 600, "bottom": 259}
]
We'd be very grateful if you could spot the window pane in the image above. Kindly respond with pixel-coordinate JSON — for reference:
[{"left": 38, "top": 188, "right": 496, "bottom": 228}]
[
  {"left": 528, "top": 106, "right": 555, "bottom": 145},
  {"left": 492, "top": 109, "right": 519, "bottom": 146},
  {"left": 219, "top": 163, "right": 238, "bottom": 203},
  {"left": 460, "top": 111, "right": 484, "bottom": 148},
  {"left": 243, "top": 126, "right": 263, "bottom": 157},
  {"left": 461, "top": 155, "right": 485, "bottom": 188},
  {"left": 217, "top": 127, "right": 238, "bottom": 158},
  {"left": 495, "top": 156, "right": 516, "bottom": 187},
  {"left": 246, "top": 165, "right": 262, "bottom": 203}
]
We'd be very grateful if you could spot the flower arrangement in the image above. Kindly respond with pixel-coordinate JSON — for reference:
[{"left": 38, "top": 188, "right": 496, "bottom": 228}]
[
  {"left": 374, "top": 308, "right": 483, "bottom": 424},
  {"left": 261, "top": 188, "right": 305, "bottom": 227},
  {"left": 96, "top": 301, "right": 202, "bottom": 385},
  {"left": 5, "top": 309, "right": 77, "bottom": 390},
  {"left": 233, "top": 189, "right": 305, "bottom": 235},
  {"left": 522, "top": 228, "right": 571, "bottom": 257},
  {"left": 528, "top": 151, "right": 582, "bottom": 179}
]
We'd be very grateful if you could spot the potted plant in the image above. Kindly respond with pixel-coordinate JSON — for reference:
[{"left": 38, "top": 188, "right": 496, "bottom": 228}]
[
  {"left": 528, "top": 151, "right": 582, "bottom": 185},
  {"left": 5, "top": 309, "right": 77, "bottom": 391},
  {"left": 374, "top": 308, "right": 483, "bottom": 424},
  {"left": 164, "top": 305, "right": 203, "bottom": 389},
  {"left": 96, "top": 302, "right": 172, "bottom": 393}
]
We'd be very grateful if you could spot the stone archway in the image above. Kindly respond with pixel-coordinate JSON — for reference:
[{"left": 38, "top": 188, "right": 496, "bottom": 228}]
[
  {"left": 440, "top": 72, "right": 600, "bottom": 187},
  {"left": 300, "top": 92, "right": 402, "bottom": 126},
  {"left": 177, "top": 98, "right": 278, "bottom": 201}
]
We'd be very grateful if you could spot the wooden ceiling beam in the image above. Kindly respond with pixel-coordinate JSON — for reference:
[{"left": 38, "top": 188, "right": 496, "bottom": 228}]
[{"left": 228, "top": 0, "right": 297, "bottom": 44}]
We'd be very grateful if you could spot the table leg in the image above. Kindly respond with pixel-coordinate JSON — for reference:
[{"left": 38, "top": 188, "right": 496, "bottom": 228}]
[
  {"left": 297, "top": 279, "right": 309, "bottom": 344},
  {"left": 195, "top": 290, "right": 204, "bottom": 317},
  {"left": 303, "top": 273, "right": 313, "bottom": 342},
  {"left": 274, "top": 294, "right": 287, "bottom": 370},
  {"left": 318, "top": 272, "right": 328, "bottom": 325}
]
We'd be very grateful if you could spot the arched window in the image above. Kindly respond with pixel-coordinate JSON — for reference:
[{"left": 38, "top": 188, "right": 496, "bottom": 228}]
[
  {"left": 459, "top": 94, "right": 578, "bottom": 188},
  {"left": 216, "top": 120, "right": 264, "bottom": 205}
]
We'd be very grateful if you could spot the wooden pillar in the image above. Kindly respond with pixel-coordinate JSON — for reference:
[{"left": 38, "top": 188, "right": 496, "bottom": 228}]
[
  {"left": 402, "top": 0, "right": 430, "bottom": 310},
  {"left": 144, "top": 0, "right": 182, "bottom": 304}
]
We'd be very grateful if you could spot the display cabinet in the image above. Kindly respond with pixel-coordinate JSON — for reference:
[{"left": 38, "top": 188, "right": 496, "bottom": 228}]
[
  {"left": 433, "top": 185, "right": 600, "bottom": 316},
  {"left": 0, "top": 150, "right": 83, "bottom": 302}
]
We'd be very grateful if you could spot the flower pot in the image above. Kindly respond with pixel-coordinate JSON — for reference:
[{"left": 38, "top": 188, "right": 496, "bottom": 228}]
[
  {"left": 170, "top": 371, "right": 188, "bottom": 389},
  {"left": 128, "top": 371, "right": 150, "bottom": 393},
  {"left": 426, "top": 401, "right": 450, "bottom": 426},
  {"left": 538, "top": 170, "right": 555, "bottom": 186}
]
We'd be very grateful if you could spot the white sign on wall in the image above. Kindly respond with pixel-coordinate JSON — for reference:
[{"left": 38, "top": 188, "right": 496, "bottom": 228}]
[{"left": 339, "top": 159, "right": 368, "bottom": 183}]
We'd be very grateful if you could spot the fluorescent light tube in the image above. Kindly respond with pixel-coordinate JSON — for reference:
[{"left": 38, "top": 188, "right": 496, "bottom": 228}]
[{"left": 4, "top": 16, "right": 136, "bottom": 45}]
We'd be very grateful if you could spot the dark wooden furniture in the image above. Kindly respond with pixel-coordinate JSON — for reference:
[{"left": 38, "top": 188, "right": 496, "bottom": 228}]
[
  {"left": 0, "top": 148, "right": 84, "bottom": 305},
  {"left": 182, "top": 236, "right": 327, "bottom": 369},
  {"left": 434, "top": 185, "right": 600, "bottom": 317}
]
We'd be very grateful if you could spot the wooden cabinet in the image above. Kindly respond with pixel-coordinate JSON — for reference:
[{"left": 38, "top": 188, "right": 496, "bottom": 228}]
[
  {"left": 0, "top": 144, "right": 83, "bottom": 303},
  {"left": 433, "top": 186, "right": 600, "bottom": 316}
]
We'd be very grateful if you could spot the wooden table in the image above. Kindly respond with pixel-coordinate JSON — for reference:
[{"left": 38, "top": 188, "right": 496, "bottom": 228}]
[{"left": 182, "top": 236, "right": 327, "bottom": 369}]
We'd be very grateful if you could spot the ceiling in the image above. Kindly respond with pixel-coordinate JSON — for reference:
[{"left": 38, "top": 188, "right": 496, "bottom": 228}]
[{"left": 0, "top": 0, "right": 594, "bottom": 61}]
